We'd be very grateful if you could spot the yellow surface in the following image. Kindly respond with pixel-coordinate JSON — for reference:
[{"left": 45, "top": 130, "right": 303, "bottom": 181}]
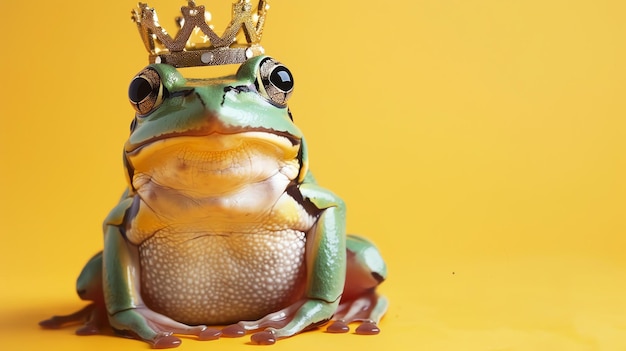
[{"left": 1, "top": 1, "right": 625, "bottom": 350}]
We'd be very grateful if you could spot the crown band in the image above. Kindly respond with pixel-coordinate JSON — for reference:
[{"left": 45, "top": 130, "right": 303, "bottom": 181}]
[{"left": 132, "top": 1, "right": 269, "bottom": 68}]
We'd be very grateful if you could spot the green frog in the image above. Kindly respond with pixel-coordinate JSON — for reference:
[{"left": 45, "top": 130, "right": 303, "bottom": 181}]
[{"left": 40, "top": 56, "right": 387, "bottom": 348}]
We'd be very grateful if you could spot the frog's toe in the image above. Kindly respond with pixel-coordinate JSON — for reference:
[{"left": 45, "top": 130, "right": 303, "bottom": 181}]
[
  {"left": 355, "top": 321, "right": 380, "bottom": 335},
  {"left": 326, "top": 320, "right": 380, "bottom": 335},
  {"left": 221, "top": 324, "right": 247, "bottom": 337},
  {"left": 39, "top": 316, "right": 66, "bottom": 329},
  {"left": 40, "top": 302, "right": 110, "bottom": 337},
  {"left": 326, "top": 320, "right": 350, "bottom": 333},
  {"left": 326, "top": 319, "right": 380, "bottom": 335},
  {"left": 327, "top": 292, "right": 387, "bottom": 336},
  {"left": 113, "top": 328, "right": 183, "bottom": 349},
  {"left": 197, "top": 327, "right": 222, "bottom": 341},
  {"left": 39, "top": 304, "right": 96, "bottom": 329},
  {"left": 151, "top": 334, "right": 182, "bottom": 349},
  {"left": 250, "top": 330, "right": 277, "bottom": 345}
]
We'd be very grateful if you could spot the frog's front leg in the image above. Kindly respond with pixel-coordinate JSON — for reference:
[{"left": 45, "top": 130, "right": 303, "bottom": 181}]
[
  {"left": 231, "top": 235, "right": 389, "bottom": 344},
  {"left": 103, "top": 198, "right": 219, "bottom": 348},
  {"left": 327, "top": 235, "right": 388, "bottom": 335},
  {"left": 227, "top": 184, "right": 347, "bottom": 345}
]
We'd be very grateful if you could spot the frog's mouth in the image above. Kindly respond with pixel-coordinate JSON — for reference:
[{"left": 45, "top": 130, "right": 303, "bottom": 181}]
[{"left": 125, "top": 130, "right": 302, "bottom": 195}]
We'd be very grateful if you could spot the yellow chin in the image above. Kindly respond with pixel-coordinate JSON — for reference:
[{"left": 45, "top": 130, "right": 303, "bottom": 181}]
[{"left": 127, "top": 132, "right": 301, "bottom": 195}]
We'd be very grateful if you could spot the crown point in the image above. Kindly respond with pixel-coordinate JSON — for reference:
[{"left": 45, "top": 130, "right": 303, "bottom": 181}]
[{"left": 133, "top": 1, "right": 269, "bottom": 68}]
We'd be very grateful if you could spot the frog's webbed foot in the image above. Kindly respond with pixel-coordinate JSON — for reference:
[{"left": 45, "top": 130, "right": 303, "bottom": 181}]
[
  {"left": 109, "top": 307, "right": 221, "bottom": 349},
  {"left": 39, "top": 302, "right": 110, "bottom": 336},
  {"left": 327, "top": 291, "right": 388, "bottom": 335},
  {"left": 222, "top": 299, "right": 336, "bottom": 345}
]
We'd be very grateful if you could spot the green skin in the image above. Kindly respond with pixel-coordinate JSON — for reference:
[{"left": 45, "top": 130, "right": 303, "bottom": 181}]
[{"left": 40, "top": 56, "right": 387, "bottom": 348}]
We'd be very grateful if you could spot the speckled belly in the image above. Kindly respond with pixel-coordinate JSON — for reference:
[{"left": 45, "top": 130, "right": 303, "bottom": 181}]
[{"left": 139, "top": 230, "right": 307, "bottom": 325}]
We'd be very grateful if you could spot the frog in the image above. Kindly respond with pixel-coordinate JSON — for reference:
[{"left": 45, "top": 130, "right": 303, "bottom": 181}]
[{"left": 40, "top": 55, "right": 387, "bottom": 348}]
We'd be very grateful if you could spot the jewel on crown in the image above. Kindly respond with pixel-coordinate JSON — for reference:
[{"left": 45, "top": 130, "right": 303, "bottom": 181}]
[{"left": 132, "top": 0, "right": 269, "bottom": 68}]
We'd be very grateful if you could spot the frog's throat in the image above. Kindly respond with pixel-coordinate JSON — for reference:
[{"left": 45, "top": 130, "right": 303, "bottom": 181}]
[{"left": 124, "top": 131, "right": 302, "bottom": 196}]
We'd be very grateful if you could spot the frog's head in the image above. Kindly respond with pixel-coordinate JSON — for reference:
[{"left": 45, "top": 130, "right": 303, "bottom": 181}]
[{"left": 123, "top": 56, "right": 307, "bottom": 196}]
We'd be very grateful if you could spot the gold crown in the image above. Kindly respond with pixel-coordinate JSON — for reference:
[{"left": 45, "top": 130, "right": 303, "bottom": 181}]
[{"left": 132, "top": 1, "right": 269, "bottom": 68}]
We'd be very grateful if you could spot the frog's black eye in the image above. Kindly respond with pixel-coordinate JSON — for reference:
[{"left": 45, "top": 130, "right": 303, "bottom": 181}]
[
  {"left": 257, "top": 57, "right": 294, "bottom": 106},
  {"left": 128, "top": 68, "right": 165, "bottom": 115}
]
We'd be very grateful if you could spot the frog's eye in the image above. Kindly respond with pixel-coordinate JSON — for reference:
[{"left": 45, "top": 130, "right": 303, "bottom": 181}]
[
  {"left": 128, "top": 68, "right": 165, "bottom": 115},
  {"left": 256, "top": 57, "right": 294, "bottom": 106}
]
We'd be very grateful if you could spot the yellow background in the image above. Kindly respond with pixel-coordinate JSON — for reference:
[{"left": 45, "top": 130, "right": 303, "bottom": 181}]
[{"left": 1, "top": 1, "right": 625, "bottom": 350}]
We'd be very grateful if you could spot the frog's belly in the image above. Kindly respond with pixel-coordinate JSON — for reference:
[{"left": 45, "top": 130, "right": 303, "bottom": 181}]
[{"left": 138, "top": 229, "right": 307, "bottom": 325}]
